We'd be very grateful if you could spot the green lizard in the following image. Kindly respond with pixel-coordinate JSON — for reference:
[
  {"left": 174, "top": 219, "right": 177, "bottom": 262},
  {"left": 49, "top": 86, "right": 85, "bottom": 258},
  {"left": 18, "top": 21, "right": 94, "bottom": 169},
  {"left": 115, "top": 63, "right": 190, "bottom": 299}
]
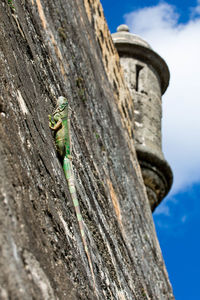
[{"left": 49, "top": 96, "right": 96, "bottom": 291}]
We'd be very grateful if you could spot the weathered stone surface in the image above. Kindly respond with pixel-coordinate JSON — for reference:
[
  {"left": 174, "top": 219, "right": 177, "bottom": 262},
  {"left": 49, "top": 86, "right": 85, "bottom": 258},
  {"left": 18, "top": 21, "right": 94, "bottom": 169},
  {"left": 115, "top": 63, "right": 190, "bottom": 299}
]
[{"left": 0, "top": 0, "right": 174, "bottom": 299}]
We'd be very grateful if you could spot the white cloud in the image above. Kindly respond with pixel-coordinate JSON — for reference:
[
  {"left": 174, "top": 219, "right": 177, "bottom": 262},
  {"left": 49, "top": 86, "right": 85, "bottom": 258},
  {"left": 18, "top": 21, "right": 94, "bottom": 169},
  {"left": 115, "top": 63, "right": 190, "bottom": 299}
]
[
  {"left": 154, "top": 201, "right": 170, "bottom": 216},
  {"left": 191, "top": 0, "right": 200, "bottom": 16},
  {"left": 124, "top": 1, "right": 200, "bottom": 196}
]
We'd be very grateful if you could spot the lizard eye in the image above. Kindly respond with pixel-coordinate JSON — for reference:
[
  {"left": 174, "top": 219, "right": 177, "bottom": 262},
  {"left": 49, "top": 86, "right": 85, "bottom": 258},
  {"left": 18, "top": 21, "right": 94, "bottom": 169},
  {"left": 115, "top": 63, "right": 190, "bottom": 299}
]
[{"left": 59, "top": 102, "right": 68, "bottom": 110}]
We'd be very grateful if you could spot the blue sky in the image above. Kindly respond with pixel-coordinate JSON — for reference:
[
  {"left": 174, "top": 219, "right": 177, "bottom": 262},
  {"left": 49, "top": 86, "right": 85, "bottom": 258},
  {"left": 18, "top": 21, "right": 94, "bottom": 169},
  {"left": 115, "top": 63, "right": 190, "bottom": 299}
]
[{"left": 101, "top": 1, "right": 200, "bottom": 299}]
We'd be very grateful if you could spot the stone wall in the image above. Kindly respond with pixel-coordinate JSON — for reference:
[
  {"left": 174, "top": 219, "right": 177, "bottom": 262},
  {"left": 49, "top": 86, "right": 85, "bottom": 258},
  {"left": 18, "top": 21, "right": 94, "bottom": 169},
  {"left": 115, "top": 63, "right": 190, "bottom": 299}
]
[{"left": 0, "top": 0, "right": 174, "bottom": 299}]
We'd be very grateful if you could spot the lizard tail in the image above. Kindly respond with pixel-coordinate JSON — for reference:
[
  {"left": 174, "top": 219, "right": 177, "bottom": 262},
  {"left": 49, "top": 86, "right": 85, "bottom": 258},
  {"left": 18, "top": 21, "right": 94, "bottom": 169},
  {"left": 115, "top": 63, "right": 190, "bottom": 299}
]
[{"left": 63, "top": 156, "right": 97, "bottom": 295}]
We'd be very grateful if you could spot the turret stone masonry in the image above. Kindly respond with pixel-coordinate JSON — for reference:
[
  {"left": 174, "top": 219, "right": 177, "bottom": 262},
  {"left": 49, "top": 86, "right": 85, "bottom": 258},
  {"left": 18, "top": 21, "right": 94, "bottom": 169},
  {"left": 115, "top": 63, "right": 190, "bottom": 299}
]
[{"left": 112, "top": 25, "right": 173, "bottom": 211}]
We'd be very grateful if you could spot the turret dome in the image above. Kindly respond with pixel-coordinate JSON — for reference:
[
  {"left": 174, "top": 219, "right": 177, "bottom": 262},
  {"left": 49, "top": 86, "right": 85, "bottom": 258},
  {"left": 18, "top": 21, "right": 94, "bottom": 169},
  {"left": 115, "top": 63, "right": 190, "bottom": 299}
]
[{"left": 112, "top": 24, "right": 152, "bottom": 50}]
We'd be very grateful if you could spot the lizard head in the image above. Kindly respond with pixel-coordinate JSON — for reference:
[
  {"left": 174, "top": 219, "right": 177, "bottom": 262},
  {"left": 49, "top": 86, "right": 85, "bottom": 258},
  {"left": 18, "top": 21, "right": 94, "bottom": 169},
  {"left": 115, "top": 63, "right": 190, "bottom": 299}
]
[
  {"left": 57, "top": 96, "right": 68, "bottom": 107},
  {"left": 53, "top": 96, "right": 68, "bottom": 114}
]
